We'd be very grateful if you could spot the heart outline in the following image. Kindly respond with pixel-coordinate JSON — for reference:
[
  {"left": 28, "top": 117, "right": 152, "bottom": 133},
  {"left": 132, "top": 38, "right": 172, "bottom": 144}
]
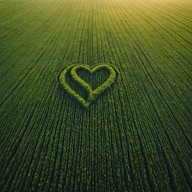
[{"left": 59, "top": 64, "right": 117, "bottom": 108}]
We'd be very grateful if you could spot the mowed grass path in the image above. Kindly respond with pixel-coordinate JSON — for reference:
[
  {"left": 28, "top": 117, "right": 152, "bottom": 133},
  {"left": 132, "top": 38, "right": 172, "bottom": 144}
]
[{"left": 0, "top": 0, "right": 192, "bottom": 191}]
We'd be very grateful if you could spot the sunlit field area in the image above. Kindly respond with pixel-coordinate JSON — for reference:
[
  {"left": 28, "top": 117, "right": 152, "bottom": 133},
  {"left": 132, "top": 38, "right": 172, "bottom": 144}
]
[{"left": 0, "top": 0, "right": 192, "bottom": 191}]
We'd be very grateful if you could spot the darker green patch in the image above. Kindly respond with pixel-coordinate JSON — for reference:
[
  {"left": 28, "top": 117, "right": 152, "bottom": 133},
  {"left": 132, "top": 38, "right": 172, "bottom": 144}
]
[{"left": 76, "top": 66, "right": 110, "bottom": 90}]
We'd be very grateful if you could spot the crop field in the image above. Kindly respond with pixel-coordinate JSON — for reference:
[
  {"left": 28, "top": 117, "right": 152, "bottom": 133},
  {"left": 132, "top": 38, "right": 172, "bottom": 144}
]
[{"left": 0, "top": 0, "right": 192, "bottom": 191}]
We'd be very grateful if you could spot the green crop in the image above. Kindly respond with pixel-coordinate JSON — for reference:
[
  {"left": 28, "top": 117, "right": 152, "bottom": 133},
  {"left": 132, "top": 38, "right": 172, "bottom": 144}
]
[
  {"left": 0, "top": 0, "right": 191, "bottom": 191},
  {"left": 59, "top": 64, "right": 117, "bottom": 108}
]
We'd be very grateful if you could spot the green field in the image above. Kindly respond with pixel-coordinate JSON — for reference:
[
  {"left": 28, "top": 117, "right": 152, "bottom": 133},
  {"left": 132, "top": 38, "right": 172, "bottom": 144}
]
[{"left": 0, "top": 0, "right": 192, "bottom": 191}]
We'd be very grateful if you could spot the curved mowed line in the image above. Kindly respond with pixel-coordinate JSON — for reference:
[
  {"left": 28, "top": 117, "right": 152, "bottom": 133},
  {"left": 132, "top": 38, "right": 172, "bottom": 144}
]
[{"left": 59, "top": 64, "right": 117, "bottom": 108}]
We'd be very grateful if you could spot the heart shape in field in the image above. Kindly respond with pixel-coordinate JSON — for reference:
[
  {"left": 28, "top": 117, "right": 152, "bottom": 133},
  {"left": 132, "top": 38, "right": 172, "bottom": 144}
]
[{"left": 59, "top": 64, "right": 117, "bottom": 108}]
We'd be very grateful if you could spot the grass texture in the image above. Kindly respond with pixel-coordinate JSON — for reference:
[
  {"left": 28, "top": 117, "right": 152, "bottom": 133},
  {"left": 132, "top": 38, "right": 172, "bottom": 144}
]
[{"left": 0, "top": 0, "right": 192, "bottom": 191}]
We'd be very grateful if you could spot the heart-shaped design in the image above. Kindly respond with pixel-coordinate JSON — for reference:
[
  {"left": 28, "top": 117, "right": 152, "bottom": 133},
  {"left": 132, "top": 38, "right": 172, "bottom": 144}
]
[{"left": 59, "top": 64, "right": 117, "bottom": 108}]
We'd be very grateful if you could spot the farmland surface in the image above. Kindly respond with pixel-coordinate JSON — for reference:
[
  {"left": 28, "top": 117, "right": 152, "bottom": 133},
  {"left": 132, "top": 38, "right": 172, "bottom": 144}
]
[{"left": 0, "top": 0, "right": 192, "bottom": 191}]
